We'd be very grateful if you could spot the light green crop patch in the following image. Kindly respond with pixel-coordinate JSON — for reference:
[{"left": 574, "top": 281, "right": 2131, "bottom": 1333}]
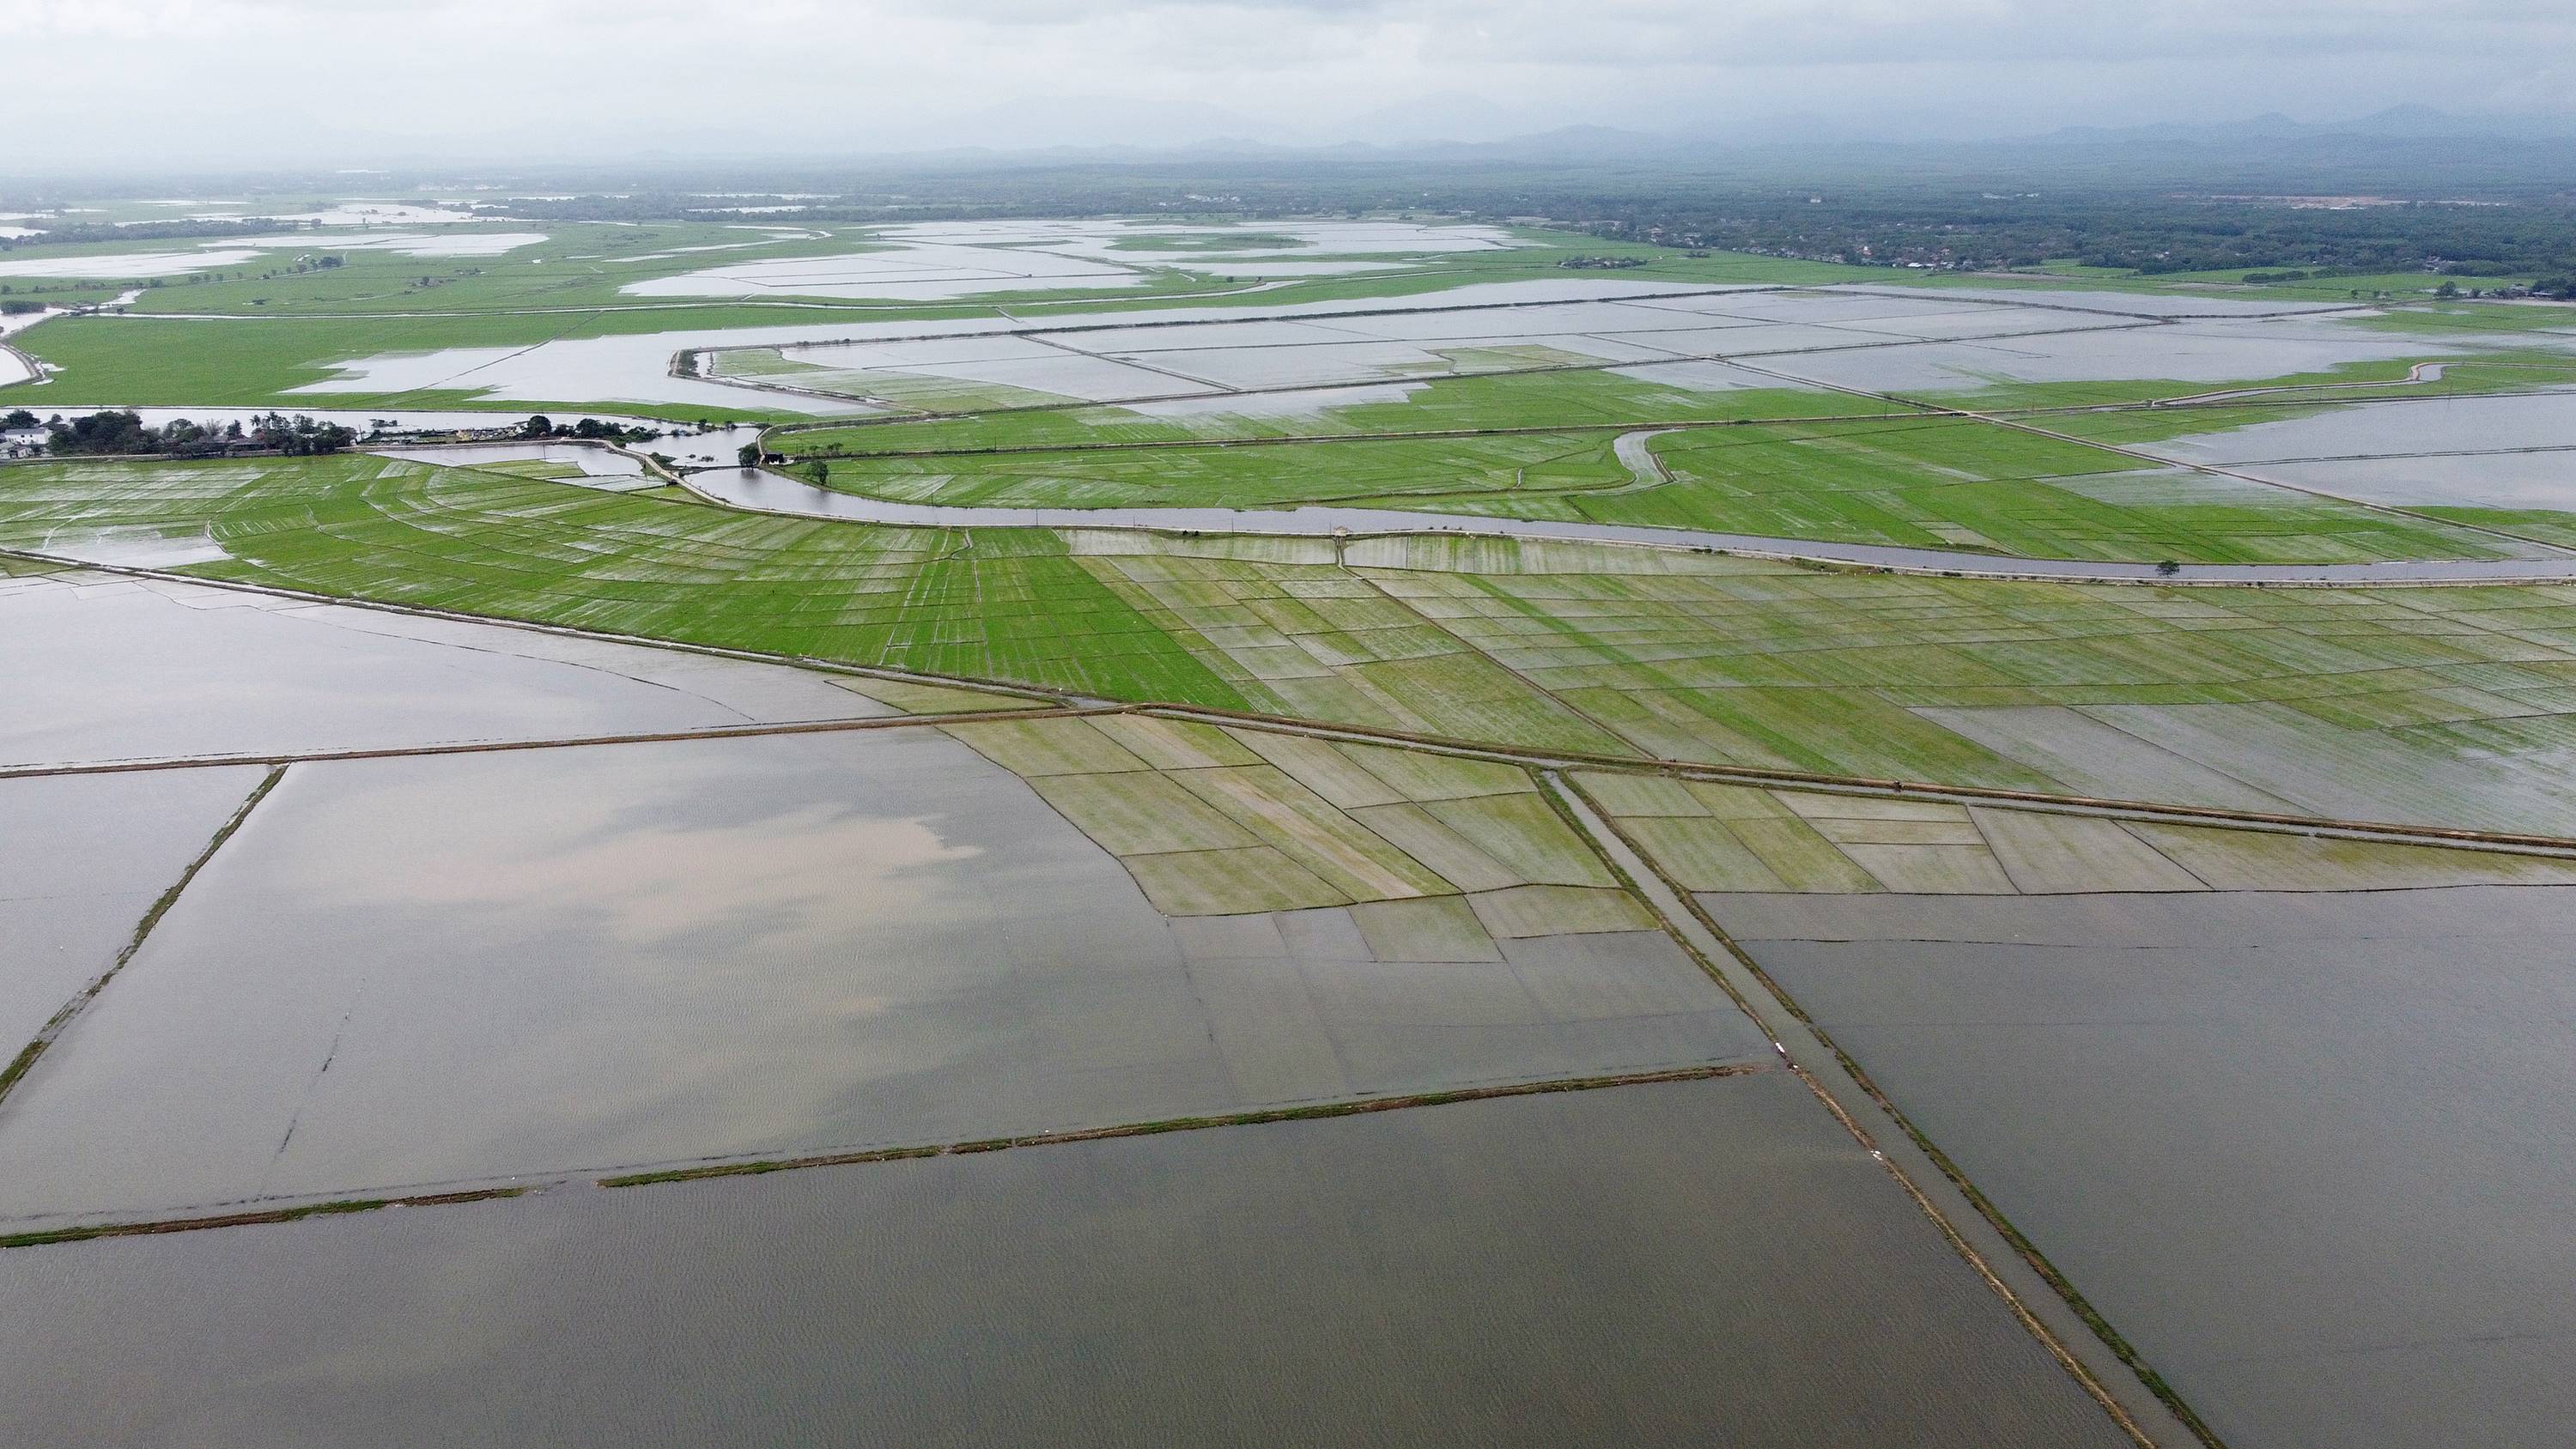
[
  {"left": 15, "top": 454, "right": 2576, "bottom": 837},
  {"left": 1581, "top": 770, "right": 2576, "bottom": 896}
]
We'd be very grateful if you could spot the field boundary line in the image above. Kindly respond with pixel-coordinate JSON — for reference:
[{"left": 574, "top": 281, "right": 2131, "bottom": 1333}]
[
  {"left": 0, "top": 1063, "right": 1767, "bottom": 1249},
  {"left": 1552, "top": 773, "right": 2202, "bottom": 1449},
  {"left": 0, "top": 765, "right": 285, "bottom": 1110}
]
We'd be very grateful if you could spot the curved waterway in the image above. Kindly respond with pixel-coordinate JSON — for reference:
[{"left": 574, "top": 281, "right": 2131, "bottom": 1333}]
[{"left": 678, "top": 465, "right": 2576, "bottom": 585}]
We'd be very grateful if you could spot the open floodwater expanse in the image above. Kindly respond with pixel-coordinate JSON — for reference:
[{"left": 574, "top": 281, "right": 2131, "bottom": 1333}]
[
  {"left": 7, "top": 200, "right": 2576, "bottom": 1445},
  {"left": 1716, "top": 886, "right": 2576, "bottom": 1449},
  {"left": 0, "top": 728, "right": 1758, "bottom": 1222},
  {"left": 0, "top": 1077, "right": 2131, "bottom": 1447},
  {"left": 0, "top": 562, "right": 2138, "bottom": 1443}
]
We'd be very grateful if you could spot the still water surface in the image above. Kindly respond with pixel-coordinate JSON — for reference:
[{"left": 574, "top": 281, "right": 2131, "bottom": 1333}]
[
  {"left": 0, "top": 1075, "right": 2130, "bottom": 1447},
  {"left": 1720, "top": 885, "right": 2576, "bottom": 1449},
  {"left": 0, "top": 731, "right": 1758, "bottom": 1221}
]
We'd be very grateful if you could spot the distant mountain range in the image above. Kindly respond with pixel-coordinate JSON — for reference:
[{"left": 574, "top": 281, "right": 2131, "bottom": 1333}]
[
  {"left": 2025, "top": 105, "right": 2576, "bottom": 147},
  {"left": 121, "top": 105, "right": 2574, "bottom": 194},
  {"left": 805, "top": 104, "right": 2576, "bottom": 172}
]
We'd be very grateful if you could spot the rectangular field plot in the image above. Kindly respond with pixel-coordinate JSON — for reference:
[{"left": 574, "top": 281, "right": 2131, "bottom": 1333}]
[
  {"left": 0, "top": 458, "right": 1255, "bottom": 709},
  {"left": 0, "top": 1074, "right": 2134, "bottom": 1448},
  {"left": 0, "top": 728, "right": 1759, "bottom": 1225},
  {"left": 1370, "top": 550, "right": 2576, "bottom": 834},
  {"left": 766, "top": 342, "right": 1192, "bottom": 408},
  {"left": 1579, "top": 770, "right": 2576, "bottom": 896},
  {"left": 1587, "top": 416, "right": 2506, "bottom": 565},
  {"left": 946, "top": 716, "right": 1631, "bottom": 912},
  {"left": 1761, "top": 317, "right": 2438, "bottom": 396},
  {"left": 0, "top": 565, "right": 890, "bottom": 767},
  {"left": 0, "top": 767, "right": 268, "bottom": 1051},
  {"left": 1716, "top": 886, "right": 2576, "bottom": 1449}
]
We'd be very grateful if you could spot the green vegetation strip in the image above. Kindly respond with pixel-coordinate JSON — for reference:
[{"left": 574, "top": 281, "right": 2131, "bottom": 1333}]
[
  {"left": 775, "top": 373, "right": 2516, "bottom": 565},
  {"left": 0, "top": 1187, "right": 533, "bottom": 1251},
  {"left": 0, "top": 765, "right": 284, "bottom": 1107},
  {"left": 596, "top": 1063, "right": 1767, "bottom": 1190}
]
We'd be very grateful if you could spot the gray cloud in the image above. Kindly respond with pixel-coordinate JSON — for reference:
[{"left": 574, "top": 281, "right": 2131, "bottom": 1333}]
[{"left": 1, "top": 0, "right": 2568, "bottom": 167}]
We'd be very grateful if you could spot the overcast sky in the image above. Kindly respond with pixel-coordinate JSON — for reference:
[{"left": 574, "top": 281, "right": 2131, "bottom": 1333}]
[{"left": 6, "top": 0, "right": 2572, "bottom": 167}]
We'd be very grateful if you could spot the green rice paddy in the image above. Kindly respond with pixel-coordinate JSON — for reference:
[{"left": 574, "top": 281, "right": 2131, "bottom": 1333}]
[
  {"left": 803, "top": 411, "right": 2509, "bottom": 564},
  {"left": 11, "top": 452, "right": 2576, "bottom": 834}
]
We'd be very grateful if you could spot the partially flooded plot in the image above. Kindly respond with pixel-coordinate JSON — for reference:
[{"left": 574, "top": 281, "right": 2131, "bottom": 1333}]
[
  {"left": 1578, "top": 771, "right": 2576, "bottom": 895},
  {"left": 2149, "top": 391, "right": 2576, "bottom": 468},
  {"left": 375, "top": 442, "right": 658, "bottom": 492},
  {"left": 267, "top": 277, "right": 1729, "bottom": 415},
  {"left": 947, "top": 717, "right": 1626, "bottom": 912},
  {"left": 0, "top": 727, "right": 1759, "bottom": 1223},
  {"left": 623, "top": 218, "right": 1518, "bottom": 303},
  {"left": 1760, "top": 315, "right": 2446, "bottom": 393},
  {"left": 0, "top": 1073, "right": 2131, "bottom": 1447},
  {"left": 2142, "top": 392, "right": 2576, "bottom": 509},
  {"left": 0, "top": 570, "right": 892, "bottom": 767},
  {"left": 1713, "top": 883, "right": 2576, "bottom": 1449},
  {"left": 0, "top": 767, "right": 266, "bottom": 1051}
]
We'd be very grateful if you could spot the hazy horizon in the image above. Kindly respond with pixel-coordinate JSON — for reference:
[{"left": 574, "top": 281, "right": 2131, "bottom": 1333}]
[{"left": 6, "top": 0, "right": 2573, "bottom": 168}]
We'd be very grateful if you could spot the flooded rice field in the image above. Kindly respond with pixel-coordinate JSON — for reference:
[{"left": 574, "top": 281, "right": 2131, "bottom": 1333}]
[
  {"left": 2143, "top": 391, "right": 2576, "bottom": 507},
  {"left": 683, "top": 464, "right": 2576, "bottom": 585},
  {"left": 0, "top": 571, "right": 888, "bottom": 768},
  {"left": 2254, "top": 453, "right": 2576, "bottom": 510},
  {"left": 264, "top": 272, "right": 2548, "bottom": 426},
  {"left": 1839, "top": 283, "right": 2357, "bottom": 318},
  {"left": 623, "top": 218, "right": 1511, "bottom": 303},
  {"left": 1714, "top": 885, "right": 2576, "bottom": 1449},
  {"left": 0, "top": 766, "right": 266, "bottom": 1048},
  {"left": 0, "top": 1073, "right": 2131, "bottom": 1447},
  {"left": 374, "top": 440, "right": 659, "bottom": 489},
  {"left": 0, "top": 248, "right": 271, "bottom": 278},
  {"left": 279, "top": 278, "right": 1749, "bottom": 412},
  {"left": 0, "top": 728, "right": 1760, "bottom": 1223},
  {"left": 2155, "top": 391, "right": 2576, "bottom": 464},
  {"left": 746, "top": 289, "right": 2143, "bottom": 408},
  {"left": 1760, "top": 315, "right": 2459, "bottom": 392},
  {"left": 0, "top": 231, "right": 546, "bottom": 279}
]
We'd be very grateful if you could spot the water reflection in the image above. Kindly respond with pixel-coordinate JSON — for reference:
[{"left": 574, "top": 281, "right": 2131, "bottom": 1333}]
[
  {"left": 1725, "top": 884, "right": 2576, "bottom": 1449},
  {"left": 0, "top": 730, "right": 1758, "bottom": 1221},
  {"left": 0, "top": 1076, "right": 2131, "bottom": 1448}
]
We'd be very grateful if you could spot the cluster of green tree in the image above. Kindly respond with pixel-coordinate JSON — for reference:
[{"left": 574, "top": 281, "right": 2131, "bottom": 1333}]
[
  {"left": 1554, "top": 191, "right": 2576, "bottom": 278},
  {"left": 20, "top": 143, "right": 2574, "bottom": 288},
  {"left": 20, "top": 409, "right": 354, "bottom": 458},
  {"left": 518, "top": 415, "right": 653, "bottom": 443},
  {"left": 465, "top": 161, "right": 2576, "bottom": 283}
]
